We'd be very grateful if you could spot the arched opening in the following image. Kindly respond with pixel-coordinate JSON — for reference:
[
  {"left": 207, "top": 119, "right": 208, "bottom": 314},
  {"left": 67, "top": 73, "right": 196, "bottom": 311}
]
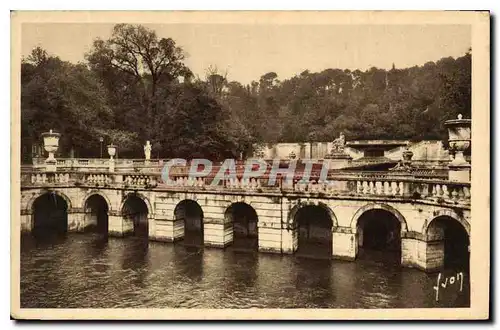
[
  {"left": 295, "top": 205, "right": 333, "bottom": 259},
  {"left": 84, "top": 194, "right": 109, "bottom": 234},
  {"left": 225, "top": 202, "right": 258, "bottom": 251},
  {"left": 122, "top": 194, "right": 149, "bottom": 237},
  {"left": 32, "top": 192, "right": 68, "bottom": 237},
  {"left": 356, "top": 209, "right": 402, "bottom": 263},
  {"left": 175, "top": 200, "right": 204, "bottom": 247},
  {"left": 426, "top": 216, "right": 470, "bottom": 271}
]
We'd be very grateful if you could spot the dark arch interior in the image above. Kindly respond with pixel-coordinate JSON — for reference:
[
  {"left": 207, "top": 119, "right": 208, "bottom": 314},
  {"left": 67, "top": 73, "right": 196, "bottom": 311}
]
[
  {"left": 427, "top": 216, "right": 470, "bottom": 271},
  {"left": 32, "top": 193, "right": 68, "bottom": 237},
  {"left": 175, "top": 200, "right": 204, "bottom": 247},
  {"left": 295, "top": 205, "right": 333, "bottom": 259},
  {"left": 84, "top": 194, "right": 109, "bottom": 234},
  {"left": 122, "top": 195, "right": 149, "bottom": 237},
  {"left": 227, "top": 202, "right": 258, "bottom": 251},
  {"left": 357, "top": 209, "right": 402, "bottom": 262}
]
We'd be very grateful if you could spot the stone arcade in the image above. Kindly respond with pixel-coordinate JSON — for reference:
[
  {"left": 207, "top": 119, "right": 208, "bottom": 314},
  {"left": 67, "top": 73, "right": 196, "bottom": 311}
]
[{"left": 20, "top": 116, "right": 472, "bottom": 272}]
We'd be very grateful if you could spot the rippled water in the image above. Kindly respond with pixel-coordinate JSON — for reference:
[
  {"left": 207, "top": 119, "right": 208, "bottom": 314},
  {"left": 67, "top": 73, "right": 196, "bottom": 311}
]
[{"left": 20, "top": 234, "right": 470, "bottom": 309}]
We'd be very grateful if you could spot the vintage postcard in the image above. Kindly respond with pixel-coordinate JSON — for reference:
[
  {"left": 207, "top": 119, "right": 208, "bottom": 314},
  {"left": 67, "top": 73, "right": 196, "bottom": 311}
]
[{"left": 10, "top": 11, "right": 490, "bottom": 320}]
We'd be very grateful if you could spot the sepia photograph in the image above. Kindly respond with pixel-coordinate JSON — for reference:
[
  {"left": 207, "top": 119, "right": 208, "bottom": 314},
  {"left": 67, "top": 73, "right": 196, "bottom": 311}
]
[{"left": 10, "top": 11, "right": 490, "bottom": 320}]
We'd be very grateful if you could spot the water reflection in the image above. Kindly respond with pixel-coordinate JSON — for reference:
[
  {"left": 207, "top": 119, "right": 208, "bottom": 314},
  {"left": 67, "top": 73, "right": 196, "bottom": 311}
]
[{"left": 20, "top": 234, "right": 470, "bottom": 309}]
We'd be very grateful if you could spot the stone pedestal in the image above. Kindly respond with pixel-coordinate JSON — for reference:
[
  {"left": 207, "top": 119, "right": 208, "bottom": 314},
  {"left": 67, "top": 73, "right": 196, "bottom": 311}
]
[
  {"left": 324, "top": 154, "right": 352, "bottom": 170},
  {"left": 109, "top": 159, "right": 115, "bottom": 173},
  {"left": 448, "top": 164, "right": 471, "bottom": 182},
  {"left": 332, "top": 231, "right": 357, "bottom": 260},
  {"left": 204, "top": 221, "right": 233, "bottom": 248},
  {"left": 278, "top": 227, "right": 297, "bottom": 254},
  {"left": 45, "top": 160, "right": 57, "bottom": 172}
]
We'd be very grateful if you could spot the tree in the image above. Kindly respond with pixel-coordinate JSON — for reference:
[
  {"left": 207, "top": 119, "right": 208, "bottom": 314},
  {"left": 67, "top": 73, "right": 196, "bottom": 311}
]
[
  {"left": 85, "top": 24, "right": 192, "bottom": 142},
  {"left": 21, "top": 47, "right": 118, "bottom": 160}
]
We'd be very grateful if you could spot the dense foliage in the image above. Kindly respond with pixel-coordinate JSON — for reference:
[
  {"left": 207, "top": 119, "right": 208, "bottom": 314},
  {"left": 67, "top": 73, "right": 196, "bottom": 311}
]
[{"left": 21, "top": 24, "right": 471, "bottom": 162}]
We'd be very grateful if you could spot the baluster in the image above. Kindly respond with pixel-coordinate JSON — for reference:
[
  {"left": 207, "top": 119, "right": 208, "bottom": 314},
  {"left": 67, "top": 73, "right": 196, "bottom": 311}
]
[
  {"left": 432, "top": 184, "right": 438, "bottom": 197},
  {"left": 385, "top": 181, "right": 391, "bottom": 195},
  {"left": 356, "top": 181, "right": 362, "bottom": 194},
  {"left": 398, "top": 182, "right": 404, "bottom": 196},
  {"left": 463, "top": 186, "right": 471, "bottom": 200},
  {"left": 368, "top": 181, "right": 374, "bottom": 194},
  {"left": 420, "top": 184, "right": 428, "bottom": 198},
  {"left": 362, "top": 181, "right": 368, "bottom": 194},
  {"left": 442, "top": 185, "right": 449, "bottom": 199},
  {"left": 451, "top": 187, "right": 459, "bottom": 201}
]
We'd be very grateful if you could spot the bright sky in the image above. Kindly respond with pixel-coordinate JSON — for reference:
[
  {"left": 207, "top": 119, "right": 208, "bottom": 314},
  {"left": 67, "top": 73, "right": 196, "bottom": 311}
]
[{"left": 21, "top": 23, "right": 471, "bottom": 84}]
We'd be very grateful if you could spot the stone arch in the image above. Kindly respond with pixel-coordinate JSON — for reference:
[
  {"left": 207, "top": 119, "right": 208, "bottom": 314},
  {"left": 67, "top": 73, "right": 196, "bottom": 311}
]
[
  {"left": 350, "top": 203, "right": 408, "bottom": 234},
  {"left": 82, "top": 190, "right": 113, "bottom": 212},
  {"left": 120, "top": 192, "right": 152, "bottom": 237},
  {"left": 30, "top": 190, "right": 71, "bottom": 235},
  {"left": 423, "top": 209, "right": 470, "bottom": 237},
  {"left": 224, "top": 201, "right": 259, "bottom": 250},
  {"left": 290, "top": 201, "right": 337, "bottom": 258},
  {"left": 174, "top": 199, "right": 204, "bottom": 246},
  {"left": 120, "top": 192, "right": 153, "bottom": 217},
  {"left": 27, "top": 190, "right": 73, "bottom": 213},
  {"left": 287, "top": 200, "right": 338, "bottom": 229},
  {"left": 82, "top": 192, "right": 111, "bottom": 233}
]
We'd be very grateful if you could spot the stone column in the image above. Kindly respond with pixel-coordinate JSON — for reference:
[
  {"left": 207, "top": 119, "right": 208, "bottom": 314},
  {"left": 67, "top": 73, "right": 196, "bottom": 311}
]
[{"left": 332, "top": 228, "right": 357, "bottom": 260}]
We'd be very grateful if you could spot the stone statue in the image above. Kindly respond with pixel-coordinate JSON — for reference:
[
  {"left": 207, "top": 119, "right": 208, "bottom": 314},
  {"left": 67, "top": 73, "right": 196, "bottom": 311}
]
[
  {"left": 144, "top": 140, "right": 152, "bottom": 160},
  {"left": 331, "top": 132, "right": 346, "bottom": 153}
]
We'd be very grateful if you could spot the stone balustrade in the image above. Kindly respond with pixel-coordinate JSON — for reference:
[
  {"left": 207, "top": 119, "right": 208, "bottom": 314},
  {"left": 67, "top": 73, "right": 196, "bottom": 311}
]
[
  {"left": 30, "top": 157, "right": 166, "bottom": 172},
  {"left": 20, "top": 169, "right": 470, "bottom": 206}
]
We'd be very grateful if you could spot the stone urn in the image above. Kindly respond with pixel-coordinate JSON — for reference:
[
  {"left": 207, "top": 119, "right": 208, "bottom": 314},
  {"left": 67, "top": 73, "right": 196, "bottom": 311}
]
[
  {"left": 444, "top": 114, "right": 471, "bottom": 182},
  {"left": 107, "top": 144, "right": 117, "bottom": 159},
  {"left": 107, "top": 144, "right": 117, "bottom": 172},
  {"left": 41, "top": 129, "right": 60, "bottom": 171}
]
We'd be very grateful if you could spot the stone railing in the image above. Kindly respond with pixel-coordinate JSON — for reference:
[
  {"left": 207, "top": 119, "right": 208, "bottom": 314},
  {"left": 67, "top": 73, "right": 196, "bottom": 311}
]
[
  {"left": 30, "top": 158, "right": 167, "bottom": 173},
  {"left": 22, "top": 171, "right": 160, "bottom": 189},
  {"left": 21, "top": 169, "right": 470, "bottom": 206}
]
